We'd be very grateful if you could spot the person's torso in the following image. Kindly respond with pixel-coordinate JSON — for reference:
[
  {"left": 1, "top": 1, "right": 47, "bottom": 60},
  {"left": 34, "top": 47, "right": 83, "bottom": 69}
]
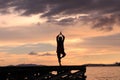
[{"left": 57, "top": 41, "right": 64, "bottom": 51}]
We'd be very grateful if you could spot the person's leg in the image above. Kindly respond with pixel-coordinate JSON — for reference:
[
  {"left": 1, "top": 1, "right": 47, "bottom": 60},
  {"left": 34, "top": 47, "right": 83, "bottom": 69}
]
[
  {"left": 59, "top": 60, "right": 61, "bottom": 66},
  {"left": 57, "top": 53, "right": 61, "bottom": 66},
  {"left": 61, "top": 52, "right": 66, "bottom": 58}
]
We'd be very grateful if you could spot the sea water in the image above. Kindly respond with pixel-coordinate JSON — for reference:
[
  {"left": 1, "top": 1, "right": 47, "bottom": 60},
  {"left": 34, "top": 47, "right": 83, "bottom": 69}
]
[{"left": 86, "top": 67, "right": 120, "bottom": 80}]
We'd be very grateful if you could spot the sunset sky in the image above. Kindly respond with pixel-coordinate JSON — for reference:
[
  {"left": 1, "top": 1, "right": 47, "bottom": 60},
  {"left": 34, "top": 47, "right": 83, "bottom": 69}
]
[{"left": 0, "top": 0, "right": 120, "bottom": 66}]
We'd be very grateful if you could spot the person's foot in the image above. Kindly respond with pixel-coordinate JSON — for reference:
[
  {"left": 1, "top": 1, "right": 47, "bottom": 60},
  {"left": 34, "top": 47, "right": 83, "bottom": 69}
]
[{"left": 61, "top": 53, "right": 66, "bottom": 58}]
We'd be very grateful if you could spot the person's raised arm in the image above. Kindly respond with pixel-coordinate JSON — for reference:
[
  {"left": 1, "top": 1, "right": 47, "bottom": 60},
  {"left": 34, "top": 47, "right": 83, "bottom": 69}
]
[
  {"left": 56, "top": 34, "right": 59, "bottom": 42},
  {"left": 62, "top": 34, "right": 65, "bottom": 41},
  {"left": 60, "top": 32, "right": 65, "bottom": 41}
]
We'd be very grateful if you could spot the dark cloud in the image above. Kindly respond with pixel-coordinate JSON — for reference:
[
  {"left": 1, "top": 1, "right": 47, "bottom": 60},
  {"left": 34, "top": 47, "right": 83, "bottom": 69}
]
[
  {"left": 40, "top": 52, "right": 55, "bottom": 56},
  {"left": 28, "top": 52, "right": 55, "bottom": 56},
  {"left": 80, "top": 13, "right": 120, "bottom": 31},
  {"left": 0, "top": 0, "right": 11, "bottom": 9},
  {"left": 1, "top": 0, "right": 120, "bottom": 30},
  {"left": 28, "top": 51, "right": 38, "bottom": 55},
  {"left": 0, "top": 0, "right": 16, "bottom": 14}
]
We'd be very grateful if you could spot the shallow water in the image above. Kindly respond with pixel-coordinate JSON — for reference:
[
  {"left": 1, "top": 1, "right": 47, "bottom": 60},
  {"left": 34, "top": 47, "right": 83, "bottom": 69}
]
[{"left": 86, "top": 67, "right": 120, "bottom": 80}]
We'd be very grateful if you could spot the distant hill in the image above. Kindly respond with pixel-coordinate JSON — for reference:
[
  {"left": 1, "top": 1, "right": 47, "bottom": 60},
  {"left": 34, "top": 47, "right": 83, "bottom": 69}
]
[
  {"left": 3, "top": 62, "right": 120, "bottom": 67},
  {"left": 16, "top": 64, "right": 40, "bottom": 66},
  {"left": 84, "top": 63, "right": 120, "bottom": 67},
  {"left": 5, "top": 64, "right": 45, "bottom": 67}
]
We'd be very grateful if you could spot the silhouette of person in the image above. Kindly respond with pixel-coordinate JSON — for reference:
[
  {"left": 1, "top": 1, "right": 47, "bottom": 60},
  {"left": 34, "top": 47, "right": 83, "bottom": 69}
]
[{"left": 56, "top": 32, "right": 66, "bottom": 66}]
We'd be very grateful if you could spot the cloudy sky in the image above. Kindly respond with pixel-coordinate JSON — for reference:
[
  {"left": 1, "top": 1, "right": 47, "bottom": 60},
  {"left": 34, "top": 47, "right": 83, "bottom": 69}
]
[{"left": 0, "top": 0, "right": 120, "bottom": 66}]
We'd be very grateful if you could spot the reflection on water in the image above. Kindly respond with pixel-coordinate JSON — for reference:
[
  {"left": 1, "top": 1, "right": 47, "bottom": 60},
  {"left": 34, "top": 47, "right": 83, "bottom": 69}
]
[{"left": 86, "top": 67, "right": 120, "bottom": 80}]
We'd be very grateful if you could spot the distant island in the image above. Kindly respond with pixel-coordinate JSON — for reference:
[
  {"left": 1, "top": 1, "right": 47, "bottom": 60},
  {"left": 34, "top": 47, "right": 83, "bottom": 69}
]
[
  {"left": 1, "top": 62, "right": 120, "bottom": 67},
  {"left": 84, "top": 62, "right": 120, "bottom": 67},
  {"left": 4, "top": 64, "right": 45, "bottom": 67}
]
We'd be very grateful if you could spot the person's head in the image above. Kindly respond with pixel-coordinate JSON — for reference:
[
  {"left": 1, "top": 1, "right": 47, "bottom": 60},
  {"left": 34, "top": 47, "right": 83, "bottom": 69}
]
[{"left": 59, "top": 36, "right": 62, "bottom": 41}]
